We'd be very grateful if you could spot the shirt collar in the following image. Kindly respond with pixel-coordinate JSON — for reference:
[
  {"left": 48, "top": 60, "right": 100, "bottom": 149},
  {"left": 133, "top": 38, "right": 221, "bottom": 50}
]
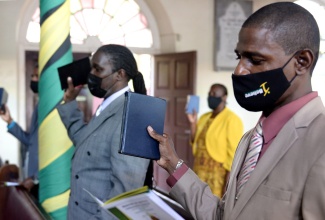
[
  {"left": 262, "top": 91, "right": 318, "bottom": 144},
  {"left": 99, "top": 86, "right": 130, "bottom": 113}
]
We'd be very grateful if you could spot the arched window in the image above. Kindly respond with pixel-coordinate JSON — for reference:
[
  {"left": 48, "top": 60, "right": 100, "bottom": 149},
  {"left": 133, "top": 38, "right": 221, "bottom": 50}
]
[
  {"left": 25, "top": 0, "right": 159, "bottom": 97},
  {"left": 26, "top": 0, "right": 153, "bottom": 48}
]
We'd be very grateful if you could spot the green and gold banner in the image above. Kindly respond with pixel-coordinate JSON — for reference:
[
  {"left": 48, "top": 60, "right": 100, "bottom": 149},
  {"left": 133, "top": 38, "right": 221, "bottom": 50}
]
[{"left": 38, "top": 0, "right": 73, "bottom": 219}]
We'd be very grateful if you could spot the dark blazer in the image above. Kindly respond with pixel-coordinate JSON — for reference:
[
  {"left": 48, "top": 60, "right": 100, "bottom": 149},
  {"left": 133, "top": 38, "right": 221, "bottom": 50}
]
[
  {"left": 57, "top": 94, "right": 150, "bottom": 220},
  {"left": 170, "top": 97, "right": 325, "bottom": 220},
  {"left": 8, "top": 104, "right": 38, "bottom": 179}
]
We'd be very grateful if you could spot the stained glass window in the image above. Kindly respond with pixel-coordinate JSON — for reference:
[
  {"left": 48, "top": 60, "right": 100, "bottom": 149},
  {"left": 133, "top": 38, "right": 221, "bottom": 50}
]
[{"left": 26, "top": 0, "right": 153, "bottom": 48}]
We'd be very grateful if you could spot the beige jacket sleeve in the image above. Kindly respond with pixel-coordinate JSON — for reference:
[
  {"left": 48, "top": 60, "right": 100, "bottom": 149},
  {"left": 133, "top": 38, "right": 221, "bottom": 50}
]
[{"left": 169, "top": 169, "right": 223, "bottom": 220}]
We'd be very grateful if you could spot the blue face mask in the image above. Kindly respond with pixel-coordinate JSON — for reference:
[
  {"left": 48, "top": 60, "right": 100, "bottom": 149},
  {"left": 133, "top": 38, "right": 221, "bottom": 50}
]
[{"left": 232, "top": 54, "right": 297, "bottom": 112}]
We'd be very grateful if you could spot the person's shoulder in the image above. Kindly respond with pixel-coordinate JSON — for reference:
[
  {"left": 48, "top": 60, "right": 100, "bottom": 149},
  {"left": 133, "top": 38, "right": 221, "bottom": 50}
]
[
  {"left": 224, "top": 107, "right": 241, "bottom": 118},
  {"left": 223, "top": 108, "right": 243, "bottom": 126},
  {"left": 200, "top": 112, "right": 212, "bottom": 119},
  {"left": 309, "top": 111, "right": 325, "bottom": 129}
]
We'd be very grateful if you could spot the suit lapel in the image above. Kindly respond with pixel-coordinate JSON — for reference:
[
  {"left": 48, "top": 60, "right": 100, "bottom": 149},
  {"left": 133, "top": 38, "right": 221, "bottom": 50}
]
[
  {"left": 75, "top": 94, "right": 125, "bottom": 148},
  {"left": 223, "top": 130, "right": 252, "bottom": 220},
  {"left": 229, "top": 119, "right": 298, "bottom": 219}
]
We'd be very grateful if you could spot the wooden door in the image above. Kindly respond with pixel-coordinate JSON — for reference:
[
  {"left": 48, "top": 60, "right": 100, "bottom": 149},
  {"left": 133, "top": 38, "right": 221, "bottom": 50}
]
[{"left": 153, "top": 51, "right": 196, "bottom": 192}]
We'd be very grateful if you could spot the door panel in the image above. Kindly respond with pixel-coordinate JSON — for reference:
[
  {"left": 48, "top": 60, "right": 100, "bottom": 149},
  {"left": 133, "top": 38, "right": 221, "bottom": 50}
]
[{"left": 153, "top": 51, "right": 196, "bottom": 192}]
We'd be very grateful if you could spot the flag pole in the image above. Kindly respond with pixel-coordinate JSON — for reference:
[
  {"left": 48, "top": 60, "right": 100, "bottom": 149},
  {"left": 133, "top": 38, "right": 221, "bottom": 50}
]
[{"left": 38, "top": 0, "right": 74, "bottom": 219}]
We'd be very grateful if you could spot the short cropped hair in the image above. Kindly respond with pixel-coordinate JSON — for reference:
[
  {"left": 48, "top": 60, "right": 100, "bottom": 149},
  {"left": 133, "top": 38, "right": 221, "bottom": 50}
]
[
  {"left": 212, "top": 83, "right": 228, "bottom": 96},
  {"left": 242, "top": 2, "right": 320, "bottom": 71}
]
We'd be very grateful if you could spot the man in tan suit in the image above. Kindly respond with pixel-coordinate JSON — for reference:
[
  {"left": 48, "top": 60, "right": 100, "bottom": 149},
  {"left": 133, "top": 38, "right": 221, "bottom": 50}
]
[{"left": 147, "top": 2, "right": 325, "bottom": 220}]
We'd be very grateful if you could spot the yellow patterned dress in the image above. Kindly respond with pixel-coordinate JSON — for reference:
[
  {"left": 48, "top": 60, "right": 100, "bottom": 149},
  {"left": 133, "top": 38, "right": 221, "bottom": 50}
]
[{"left": 193, "top": 117, "right": 227, "bottom": 198}]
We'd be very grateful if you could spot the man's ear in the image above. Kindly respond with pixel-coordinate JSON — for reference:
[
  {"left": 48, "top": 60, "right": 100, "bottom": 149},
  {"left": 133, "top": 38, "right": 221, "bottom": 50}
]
[
  {"left": 295, "top": 49, "right": 314, "bottom": 75},
  {"left": 116, "top": 69, "right": 127, "bottom": 80},
  {"left": 222, "top": 94, "right": 227, "bottom": 103}
]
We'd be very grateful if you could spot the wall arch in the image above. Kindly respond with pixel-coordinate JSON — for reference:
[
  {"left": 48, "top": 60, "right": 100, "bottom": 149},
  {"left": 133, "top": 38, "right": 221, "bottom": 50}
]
[{"left": 16, "top": 0, "right": 170, "bottom": 128}]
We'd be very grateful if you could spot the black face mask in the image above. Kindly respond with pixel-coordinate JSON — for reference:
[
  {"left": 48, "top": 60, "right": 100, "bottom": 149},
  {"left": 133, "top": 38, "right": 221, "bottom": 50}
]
[
  {"left": 87, "top": 74, "right": 107, "bottom": 98},
  {"left": 232, "top": 55, "right": 297, "bottom": 112},
  {"left": 30, "top": 81, "right": 38, "bottom": 94},
  {"left": 208, "top": 96, "right": 222, "bottom": 110}
]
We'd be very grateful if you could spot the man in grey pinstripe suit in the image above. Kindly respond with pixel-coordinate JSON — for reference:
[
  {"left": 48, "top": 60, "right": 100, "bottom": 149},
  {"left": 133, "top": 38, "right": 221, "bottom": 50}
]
[{"left": 57, "top": 44, "right": 150, "bottom": 220}]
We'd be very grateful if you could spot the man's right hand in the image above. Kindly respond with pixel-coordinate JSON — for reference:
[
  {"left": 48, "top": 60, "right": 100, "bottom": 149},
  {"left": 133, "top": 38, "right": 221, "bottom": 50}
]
[
  {"left": 63, "top": 77, "right": 82, "bottom": 103},
  {"left": 147, "top": 126, "right": 180, "bottom": 175},
  {"left": 0, "top": 104, "right": 13, "bottom": 124}
]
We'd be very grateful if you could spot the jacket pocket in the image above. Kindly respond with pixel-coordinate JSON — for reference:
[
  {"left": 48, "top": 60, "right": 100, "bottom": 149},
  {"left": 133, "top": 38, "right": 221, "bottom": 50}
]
[{"left": 256, "top": 184, "right": 291, "bottom": 201}]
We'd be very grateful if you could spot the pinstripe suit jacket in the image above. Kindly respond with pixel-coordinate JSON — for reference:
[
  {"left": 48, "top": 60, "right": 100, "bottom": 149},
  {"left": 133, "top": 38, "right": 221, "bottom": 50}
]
[
  {"left": 57, "top": 94, "right": 150, "bottom": 220},
  {"left": 170, "top": 97, "right": 325, "bottom": 220}
]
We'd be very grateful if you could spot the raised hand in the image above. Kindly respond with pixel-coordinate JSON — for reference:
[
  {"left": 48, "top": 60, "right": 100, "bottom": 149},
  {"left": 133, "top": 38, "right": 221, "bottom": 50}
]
[
  {"left": 147, "top": 126, "right": 180, "bottom": 175},
  {"left": 0, "top": 104, "right": 13, "bottom": 124},
  {"left": 63, "top": 77, "right": 83, "bottom": 103},
  {"left": 186, "top": 109, "right": 197, "bottom": 124}
]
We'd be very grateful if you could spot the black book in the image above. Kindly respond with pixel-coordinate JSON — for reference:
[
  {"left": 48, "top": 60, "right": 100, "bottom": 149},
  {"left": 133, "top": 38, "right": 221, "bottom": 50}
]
[
  {"left": 57, "top": 57, "right": 91, "bottom": 90},
  {"left": 119, "top": 91, "right": 166, "bottom": 160}
]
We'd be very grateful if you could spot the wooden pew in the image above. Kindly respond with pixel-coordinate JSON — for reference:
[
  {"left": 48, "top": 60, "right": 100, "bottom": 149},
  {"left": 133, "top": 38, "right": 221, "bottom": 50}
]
[{"left": 0, "top": 164, "right": 51, "bottom": 220}]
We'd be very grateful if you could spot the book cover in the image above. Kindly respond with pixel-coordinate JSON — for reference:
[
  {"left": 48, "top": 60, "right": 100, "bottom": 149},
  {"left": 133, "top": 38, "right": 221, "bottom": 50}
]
[
  {"left": 119, "top": 91, "right": 166, "bottom": 160},
  {"left": 0, "top": 88, "right": 8, "bottom": 112},
  {"left": 85, "top": 186, "right": 185, "bottom": 220},
  {"left": 185, "top": 95, "right": 199, "bottom": 114},
  {"left": 57, "top": 57, "right": 91, "bottom": 90}
]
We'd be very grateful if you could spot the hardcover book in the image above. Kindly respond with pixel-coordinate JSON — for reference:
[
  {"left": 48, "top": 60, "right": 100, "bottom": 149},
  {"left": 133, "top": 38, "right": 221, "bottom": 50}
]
[
  {"left": 185, "top": 95, "right": 199, "bottom": 114},
  {"left": 57, "top": 57, "right": 91, "bottom": 90},
  {"left": 119, "top": 91, "right": 166, "bottom": 160},
  {"left": 0, "top": 88, "right": 8, "bottom": 112}
]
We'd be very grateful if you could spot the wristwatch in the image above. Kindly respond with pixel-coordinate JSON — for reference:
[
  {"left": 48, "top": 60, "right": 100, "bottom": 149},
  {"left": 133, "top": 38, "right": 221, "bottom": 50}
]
[
  {"left": 175, "top": 159, "right": 184, "bottom": 171},
  {"left": 32, "top": 176, "right": 39, "bottom": 185}
]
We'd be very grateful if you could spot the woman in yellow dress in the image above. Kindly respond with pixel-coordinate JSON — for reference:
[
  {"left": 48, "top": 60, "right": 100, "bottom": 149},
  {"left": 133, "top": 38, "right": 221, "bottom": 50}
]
[{"left": 187, "top": 84, "right": 243, "bottom": 197}]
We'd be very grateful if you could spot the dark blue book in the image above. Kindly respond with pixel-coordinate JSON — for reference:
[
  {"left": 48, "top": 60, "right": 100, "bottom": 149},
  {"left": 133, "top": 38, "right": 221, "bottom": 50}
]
[
  {"left": 0, "top": 88, "right": 8, "bottom": 112},
  {"left": 119, "top": 91, "right": 166, "bottom": 160}
]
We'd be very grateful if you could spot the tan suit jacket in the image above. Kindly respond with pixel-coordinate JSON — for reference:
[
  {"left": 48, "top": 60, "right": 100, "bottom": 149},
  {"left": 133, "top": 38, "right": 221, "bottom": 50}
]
[{"left": 170, "top": 97, "right": 325, "bottom": 220}]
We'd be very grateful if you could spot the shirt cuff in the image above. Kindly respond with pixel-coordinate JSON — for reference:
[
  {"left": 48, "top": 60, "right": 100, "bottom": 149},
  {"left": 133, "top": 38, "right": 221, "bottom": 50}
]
[
  {"left": 166, "top": 163, "right": 189, "bottom": 188},
  {"left": 32, "top": 176, "right": 39, "bottom": 185},
  {"left": 7, "top": 121, "right": 16, "bottom": 130}
]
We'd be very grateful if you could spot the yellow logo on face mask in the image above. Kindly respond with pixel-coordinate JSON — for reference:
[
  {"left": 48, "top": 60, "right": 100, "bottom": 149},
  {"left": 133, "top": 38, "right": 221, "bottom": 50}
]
[{"left": 260, "top": 82, "right": 270, "bottom": 96}]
